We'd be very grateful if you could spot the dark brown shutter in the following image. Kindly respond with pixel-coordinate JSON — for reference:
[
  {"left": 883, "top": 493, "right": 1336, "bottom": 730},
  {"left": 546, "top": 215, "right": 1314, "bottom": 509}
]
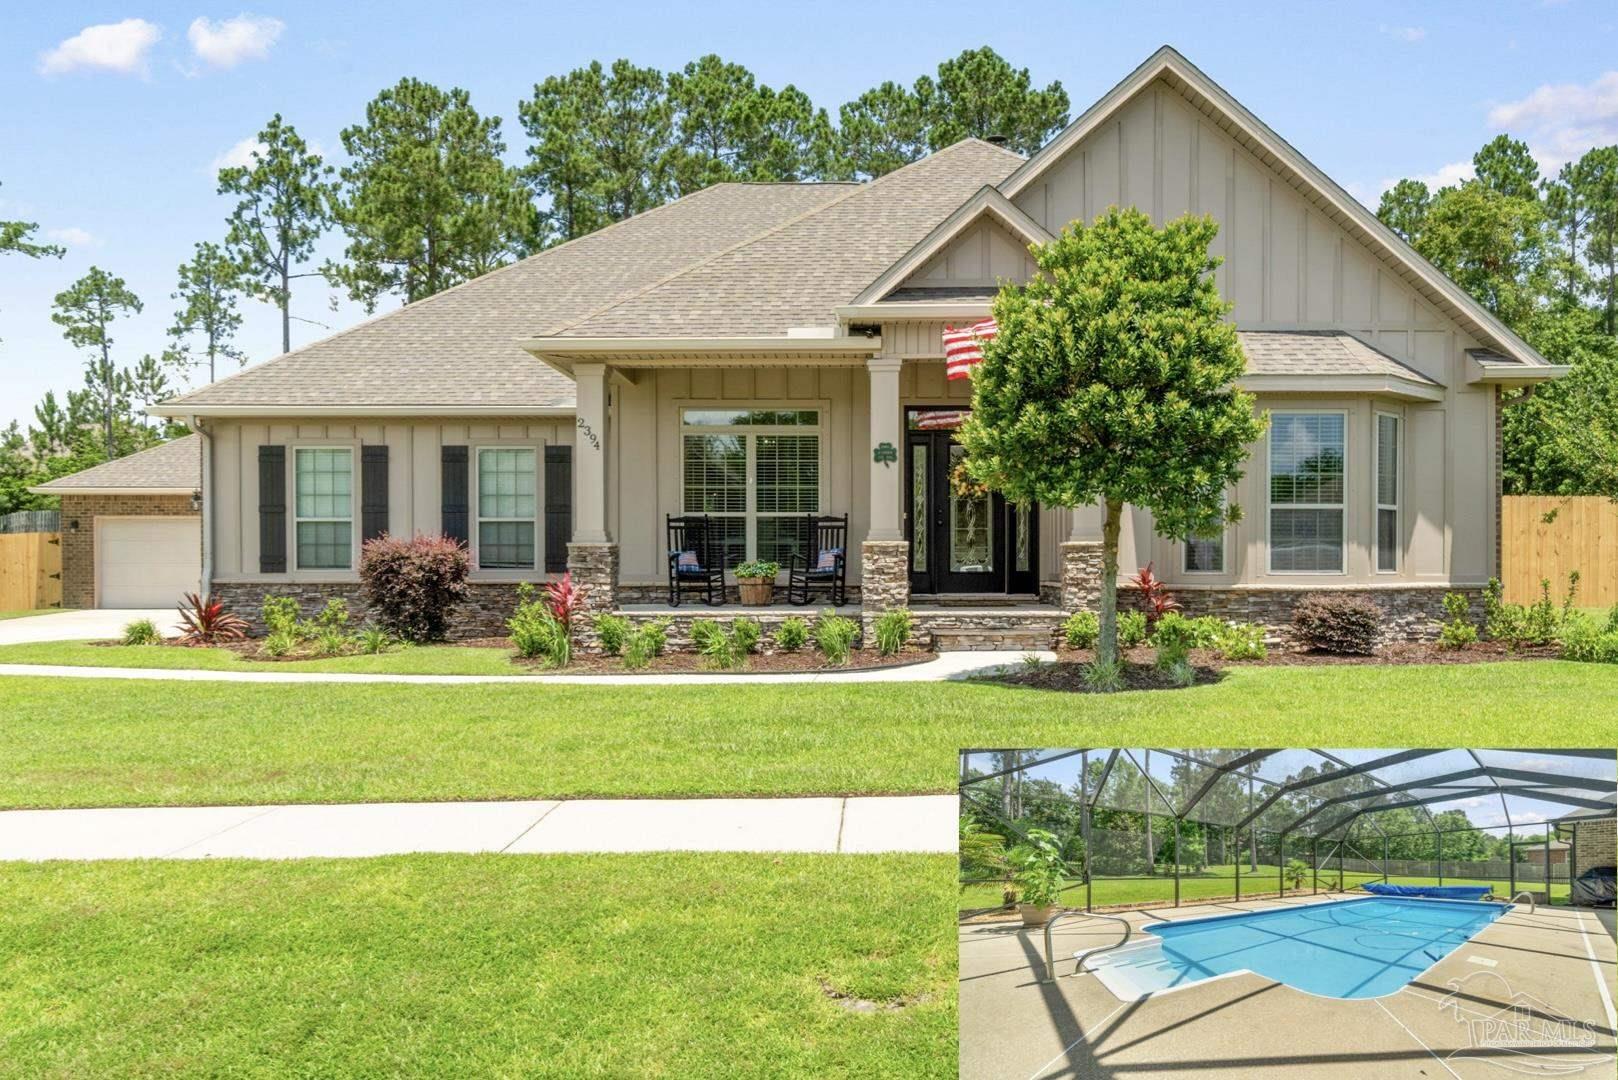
[
  {"left": 441, "top": 445, "right": 468, "bottom": 545},
  {"left": 361, "top": 445, "right": 389, "bottom": 542},
  {"left": 258, "top": 445, "right": 286, "bottom": 573},
  {"left": 544, "top": 445, "right": 572, "bottom": 573}
]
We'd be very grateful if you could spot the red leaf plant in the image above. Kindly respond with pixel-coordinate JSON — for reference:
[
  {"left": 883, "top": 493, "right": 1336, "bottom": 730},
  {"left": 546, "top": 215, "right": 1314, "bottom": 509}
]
[
  {"left": 1128, "top": 562, "right": 1181, "bottom": 622},
  {"left": 176, "top": 592, "right": 249, "bottom": 645},
  {"left": 544, "top": 572, "right": 590, "bottom": 630}
]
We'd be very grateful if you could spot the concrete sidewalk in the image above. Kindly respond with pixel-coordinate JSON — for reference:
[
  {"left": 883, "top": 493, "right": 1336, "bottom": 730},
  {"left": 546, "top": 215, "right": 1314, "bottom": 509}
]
[
  {"left": 0, "top": 650, "right": 1049, "bottom": 685},
  {"left": 0, "top": 794, "right": 957, "bottom": 861}
]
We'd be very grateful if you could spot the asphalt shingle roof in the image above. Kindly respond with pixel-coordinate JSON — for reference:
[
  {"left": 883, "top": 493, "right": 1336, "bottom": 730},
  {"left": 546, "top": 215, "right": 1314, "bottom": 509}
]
[
  {"left": 33, "top": 434, "right": 201, "bottom": 492},
  {"left": 1237, "top": 330, "right": 1442, "bottom": 385},
  {"left": 161, "top": 182, "right": 857, "bottom": 411}
]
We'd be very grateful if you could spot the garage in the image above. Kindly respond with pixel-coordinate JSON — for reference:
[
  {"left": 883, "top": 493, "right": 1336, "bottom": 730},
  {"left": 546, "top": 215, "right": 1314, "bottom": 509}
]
[{"left": 97, "top": 517, "right": 201, "bottom": 607}]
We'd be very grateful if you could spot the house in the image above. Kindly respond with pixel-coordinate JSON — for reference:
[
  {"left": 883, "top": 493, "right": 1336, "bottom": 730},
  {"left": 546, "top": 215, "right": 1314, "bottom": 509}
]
[
  {"left": 29, "top": 435, "right": 202, "bottom": 608},
  {"left": 121, "top": 46, "right": 1562, "bottom": 641}
]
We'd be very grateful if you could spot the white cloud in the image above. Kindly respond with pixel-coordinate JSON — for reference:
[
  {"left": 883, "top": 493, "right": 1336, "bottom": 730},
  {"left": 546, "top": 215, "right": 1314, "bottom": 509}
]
[
  {"left": 187, "top": 14, "right": 285, "bottom": 69},
  {"left": 44, "top": 226, "right": 96, "bottom": 248},
  {"left": 1379, "top": 24, "right": 1426, "bottom": 43},
  {"left": 1374, "top": 159, "right": 1473, "bottom": 200},
  {"left": 38, "top": 18, "right": 162, "bottom": 76},
  {"left": 210, "top": 136, "right": 265, "bottom": 173},
  {"left": 1487, "top": 71, "right": 1618, "bottom": 171}
]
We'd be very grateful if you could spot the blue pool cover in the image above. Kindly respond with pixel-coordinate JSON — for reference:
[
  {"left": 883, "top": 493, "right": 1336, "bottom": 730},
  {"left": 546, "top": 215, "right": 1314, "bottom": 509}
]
[
  {"left": 1362, "top": 884, "right": 1492, "bottom": 900},
  {"left": 1089, "top": 897, "right": 1506, "bottom": 1000}
]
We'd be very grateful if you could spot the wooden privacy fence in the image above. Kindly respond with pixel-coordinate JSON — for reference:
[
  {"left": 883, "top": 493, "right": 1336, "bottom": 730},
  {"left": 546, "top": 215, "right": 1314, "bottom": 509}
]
[
  {"left": 1502, "top": 496, "right": 1618, "bottom": 606},
  {"left": 0, "top": 531, "right": 62, "bottom": 611}
]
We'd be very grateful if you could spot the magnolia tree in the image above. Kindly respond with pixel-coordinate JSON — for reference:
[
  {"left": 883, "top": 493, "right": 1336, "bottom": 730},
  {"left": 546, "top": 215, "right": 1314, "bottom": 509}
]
[{"left": 958, "top": 207, "right": 1265, "bottom": 670}]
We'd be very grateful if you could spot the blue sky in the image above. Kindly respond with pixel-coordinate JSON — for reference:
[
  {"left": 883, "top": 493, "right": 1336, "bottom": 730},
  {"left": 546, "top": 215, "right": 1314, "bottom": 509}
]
[{"left": 3, "top": 1, "right": 1617, "bottom": 429}]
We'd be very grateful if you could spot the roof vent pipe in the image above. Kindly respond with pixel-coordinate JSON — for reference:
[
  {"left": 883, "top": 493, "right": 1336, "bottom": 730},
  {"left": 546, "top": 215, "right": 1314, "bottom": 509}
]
[{"left": 985, "top": 134, "right": 1009, "bottom": 146}]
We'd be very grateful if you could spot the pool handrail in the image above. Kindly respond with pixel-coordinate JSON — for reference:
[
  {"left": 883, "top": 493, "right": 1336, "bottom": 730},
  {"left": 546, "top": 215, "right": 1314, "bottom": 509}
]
[
  {"left": 1042, "top": 909, "right": 1131, "bottom": 983},
  {"left": 1510, "top": 890, "right": 1536, "bottom": 914}
]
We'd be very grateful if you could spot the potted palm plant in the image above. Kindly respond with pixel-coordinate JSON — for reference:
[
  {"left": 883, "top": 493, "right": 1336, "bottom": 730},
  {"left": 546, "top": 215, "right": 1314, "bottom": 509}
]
[
  {"left": 734, "top": 560, "right": 780, "bottom": 605},
  {"left": 1009, "top": 828, "right": 1069, "bottom": 927}
]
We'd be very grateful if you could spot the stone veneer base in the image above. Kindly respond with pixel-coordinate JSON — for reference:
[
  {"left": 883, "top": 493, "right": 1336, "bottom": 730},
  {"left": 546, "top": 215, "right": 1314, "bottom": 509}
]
[
  {"left": 209, "top": 580, "right": 528, "bottom": 639},
  {"left": 1170, "top": 585, "right": 1487, "bottom": 646}
]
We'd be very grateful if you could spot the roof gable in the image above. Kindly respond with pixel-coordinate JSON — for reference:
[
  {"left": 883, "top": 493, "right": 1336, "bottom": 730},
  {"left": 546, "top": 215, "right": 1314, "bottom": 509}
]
[
  {"left": 30, "top": 434, "right": 201, "bottom": 494},
  {"left": 1000, "top": 46, "right": 1552, "bottom": 368},
  {"left": 851, "top": 185, "right": 1051, "bottom": 306}
]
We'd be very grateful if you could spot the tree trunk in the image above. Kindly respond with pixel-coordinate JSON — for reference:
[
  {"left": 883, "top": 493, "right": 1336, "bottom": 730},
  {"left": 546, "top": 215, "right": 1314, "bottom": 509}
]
[
  {"left": 100, "top": 342, "right": 114, "bottom": 462},
  {"left": 280, "top": 266, "right": 291, "bottom": 355},
  {"left": 1096, "top": 496, "right": 1124, "bottom": 667}
]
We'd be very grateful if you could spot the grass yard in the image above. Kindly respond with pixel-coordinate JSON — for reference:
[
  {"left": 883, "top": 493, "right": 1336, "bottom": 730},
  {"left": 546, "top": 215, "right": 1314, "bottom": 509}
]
[
  {"left": 0, "top": 852, "right": 954, "bottom": 1078},
  {"left": 958, "top": 865, "right": 1572, "bottom": 911},
  {"left": 0, "top": 609, "right": 65, "bottom": 622},
  {"left": 0, "top": 639, "right": 532, "bottom": 674},
  {"left": 1, "top": 661, "right": 1614, "bottom": 809}
]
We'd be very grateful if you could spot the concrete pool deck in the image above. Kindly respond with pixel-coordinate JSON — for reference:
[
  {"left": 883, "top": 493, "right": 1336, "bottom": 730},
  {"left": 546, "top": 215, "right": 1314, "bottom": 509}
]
[{"left": 960, "top": 892, "right": 1617, "bottom": 1080}]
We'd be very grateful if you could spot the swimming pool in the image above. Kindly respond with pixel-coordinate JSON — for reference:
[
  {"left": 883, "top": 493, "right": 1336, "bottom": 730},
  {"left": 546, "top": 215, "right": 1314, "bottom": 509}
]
[{"left": 1087, "top": 897, "right": 1507, "bottom": 1001}]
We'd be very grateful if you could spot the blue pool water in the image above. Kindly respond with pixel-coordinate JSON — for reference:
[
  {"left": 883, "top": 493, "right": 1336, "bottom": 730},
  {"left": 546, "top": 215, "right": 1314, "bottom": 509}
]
[{"left": 1090, "top": 898, "right": 1506, "bottom": 1000}]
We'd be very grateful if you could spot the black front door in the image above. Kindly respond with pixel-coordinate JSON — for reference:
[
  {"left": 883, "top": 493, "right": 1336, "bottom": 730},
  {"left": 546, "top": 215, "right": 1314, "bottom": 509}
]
[{"left": 905, "top": 408, "right": 1039, "bottom": 595}]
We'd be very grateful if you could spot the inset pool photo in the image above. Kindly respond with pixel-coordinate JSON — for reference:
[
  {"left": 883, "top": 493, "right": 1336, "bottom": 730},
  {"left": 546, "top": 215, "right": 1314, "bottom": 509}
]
[{"left": 958, "top": 748, "right": 1617, "bottom": 1080}]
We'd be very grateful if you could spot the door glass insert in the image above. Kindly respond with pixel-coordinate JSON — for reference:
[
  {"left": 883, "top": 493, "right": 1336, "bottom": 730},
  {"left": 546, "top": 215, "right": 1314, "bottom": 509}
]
[
  {"left": 948, "top": 444, "right": 993, "bottom": 573},
  {"left": 1015, "top": 504, "right": 1030, "bottom": 572},
  {"left": 911, "top": 444, "right": 927, "bottom": 570}
]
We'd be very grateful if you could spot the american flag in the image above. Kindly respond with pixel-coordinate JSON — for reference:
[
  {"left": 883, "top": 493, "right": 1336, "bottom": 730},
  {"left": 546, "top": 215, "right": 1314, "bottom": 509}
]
[{"left": 942, "top": 318, "right": 999, "bottom": 380}]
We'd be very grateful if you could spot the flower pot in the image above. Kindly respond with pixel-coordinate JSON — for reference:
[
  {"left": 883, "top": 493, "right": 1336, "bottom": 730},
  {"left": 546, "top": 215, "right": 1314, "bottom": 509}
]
[
  {"left": 1018, "top": 903, "right": 1060, "bottom": 928},
  {"left": 736, "top": 576, "right": 775, "bottom": 605}
]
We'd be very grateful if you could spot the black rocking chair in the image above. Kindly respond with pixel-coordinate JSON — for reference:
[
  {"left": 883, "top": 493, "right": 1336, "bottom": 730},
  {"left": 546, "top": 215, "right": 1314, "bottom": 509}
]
[
  {"left": 787, "top": 513, "right": 849, "bottom": 607},
  {"left": 667, "top": 514, "right": 727, "bottom": 606}
]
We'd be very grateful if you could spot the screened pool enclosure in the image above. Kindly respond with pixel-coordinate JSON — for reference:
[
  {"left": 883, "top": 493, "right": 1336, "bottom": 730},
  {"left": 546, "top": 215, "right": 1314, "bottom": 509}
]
[{"left": 959, "top": 749, "right": 1617, "bottom": 916}]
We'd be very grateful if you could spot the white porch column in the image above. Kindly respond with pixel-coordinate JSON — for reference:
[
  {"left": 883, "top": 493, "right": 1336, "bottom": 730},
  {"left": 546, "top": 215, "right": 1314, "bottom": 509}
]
[
  {"left": 566, "top": 361, "right": 617, "bottom": 621},
  {"left": 866, "top": 357, "right": 904, "bottom": 541},
  {"left": 571, "top": 361, "right": 610, "bottom": 544},
  {"left": 861, "top": 356, "right": 909, "bottom": 619}
]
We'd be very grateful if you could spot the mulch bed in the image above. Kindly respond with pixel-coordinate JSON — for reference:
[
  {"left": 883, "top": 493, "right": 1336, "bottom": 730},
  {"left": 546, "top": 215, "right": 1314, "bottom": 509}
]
[{"left": 977, "top": 639, "right": 1561, "bottom": 693}]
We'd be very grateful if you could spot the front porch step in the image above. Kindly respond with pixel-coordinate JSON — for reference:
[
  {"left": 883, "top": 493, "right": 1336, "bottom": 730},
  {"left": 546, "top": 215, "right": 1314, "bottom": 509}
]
[{"left": 927, "top": 627, "right": 1058, "bottom": 652}]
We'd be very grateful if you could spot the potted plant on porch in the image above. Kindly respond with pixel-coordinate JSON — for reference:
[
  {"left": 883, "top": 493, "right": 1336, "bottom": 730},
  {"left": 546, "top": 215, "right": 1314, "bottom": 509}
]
[
  {"left": 1009, "top": 828, "right": 1069, "bottom": 927},
  {"left": 734, "top": 560, "right": 780, "bottom": 605}
]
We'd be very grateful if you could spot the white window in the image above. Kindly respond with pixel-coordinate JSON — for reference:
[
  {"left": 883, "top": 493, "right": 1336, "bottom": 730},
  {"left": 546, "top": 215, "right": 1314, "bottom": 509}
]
[
  {"left": 680, "top": 408, "right": 821, "bottom": 568},
  {"left": 1268, "top": 413, "right": 1345, "bottom": 573},
  {"left": 1185, "top": 494, "right": 1226, "bottom": 574},
  {"left": 1375, "top": 413, "right": 1401, "bottom": 573},
  {"left": 294, "top": 447, "right": 353, "bottom": 570},
  {"left": 477, "top": 447, "right": 538, "bottom": 570}
]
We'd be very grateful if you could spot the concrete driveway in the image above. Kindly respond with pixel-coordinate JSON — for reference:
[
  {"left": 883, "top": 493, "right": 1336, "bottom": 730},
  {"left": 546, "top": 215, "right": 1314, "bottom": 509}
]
[{"left": 0, "top": 608, "right": 182, "bottom": 645}]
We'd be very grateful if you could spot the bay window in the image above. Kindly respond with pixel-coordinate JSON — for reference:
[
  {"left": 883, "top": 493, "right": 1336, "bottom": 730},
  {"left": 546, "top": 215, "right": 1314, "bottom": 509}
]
[
  {"left": 681, "top": 408, "right": 821, "bottom": 568},
  {"left": 1269, "top": 412, "right": 1345, "bottom": 573},
  {"left": 477, "top": 447, "right": 538, "bottom": 570},
  {"left": 294, "top": 447, "right": 354, "bottom": 570},
  {"left": 1375, "top": 413, "right": 1401, "bottom": 572}
]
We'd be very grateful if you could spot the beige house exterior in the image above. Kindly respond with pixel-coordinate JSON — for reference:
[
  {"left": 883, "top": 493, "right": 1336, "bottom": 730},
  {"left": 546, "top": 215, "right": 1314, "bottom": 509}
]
[{"left": 148, "top": 47, "right": 1566, "bottom": 641}]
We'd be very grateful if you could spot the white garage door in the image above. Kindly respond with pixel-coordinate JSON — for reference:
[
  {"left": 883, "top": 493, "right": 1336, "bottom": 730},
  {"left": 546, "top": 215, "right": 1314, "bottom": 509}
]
[{"left": 98, "top": 517, "right": 201, "bottom": 608}]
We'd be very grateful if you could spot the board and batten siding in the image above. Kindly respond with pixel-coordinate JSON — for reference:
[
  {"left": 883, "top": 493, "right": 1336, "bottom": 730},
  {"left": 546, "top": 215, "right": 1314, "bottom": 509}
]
[
  {"left": 896, "top": 215, "right": 1038, "bottom": 291},
  {"left": 209, "top": 418, "right": 570, "bottom": 581}
]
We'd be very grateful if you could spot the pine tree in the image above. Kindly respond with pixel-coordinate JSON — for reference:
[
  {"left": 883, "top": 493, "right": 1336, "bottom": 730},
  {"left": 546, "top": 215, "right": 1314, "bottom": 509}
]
[{"left": 50, "top": 268, "right": 143, "bottom": 461}]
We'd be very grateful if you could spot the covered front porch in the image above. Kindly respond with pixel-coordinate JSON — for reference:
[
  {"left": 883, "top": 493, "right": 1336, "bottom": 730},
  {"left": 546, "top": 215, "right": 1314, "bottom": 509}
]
[{"left": 526, "top": 334, "right": 1102, "bottom": 638}]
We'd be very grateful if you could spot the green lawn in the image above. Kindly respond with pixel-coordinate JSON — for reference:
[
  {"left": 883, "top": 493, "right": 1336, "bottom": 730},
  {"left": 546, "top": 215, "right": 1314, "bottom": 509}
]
[
  {"left": 0, "top": 609, "right": 66, "bottom": 621},
  {"left": 960, "top": 864, "right": 1571, "bottom": 911},
  {"left": 1, "top": 661, "right": 1614, "bottom": 809},
  {"left": 0, "top": 852, "right": 953, "bottom": 1078},
  {"left": 0, "top": 639, "right": 534, "bottom": 674}
]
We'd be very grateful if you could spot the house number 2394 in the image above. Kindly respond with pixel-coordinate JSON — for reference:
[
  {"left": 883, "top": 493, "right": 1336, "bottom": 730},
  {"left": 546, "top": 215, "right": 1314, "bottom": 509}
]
[{"left": 576, "top": 417, "right": 600, "bottom": 450}]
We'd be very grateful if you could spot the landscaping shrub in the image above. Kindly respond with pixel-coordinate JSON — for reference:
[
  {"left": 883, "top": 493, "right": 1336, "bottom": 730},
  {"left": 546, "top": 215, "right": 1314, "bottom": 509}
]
[
  {"left": 1081, "top": 657, "right": 1124, "bottom": 692},
  {"left": 359, "top": 534, "right": 470, "bottom": 643},
  {"left": 121, "top": 619, "right": 159, "bottom": 646},
  {"left": 314, "top": 626, "right": 348, "bottom": 658},
  {"left": 1213, "top": 621, "right": 1267, "bottom": 661},
  {"left": 543, "top": 572, "right": 589, "bottom": 632},
  {"left": 692, "top": 619, "right": 757, "bottom": 670},
  {"left": 1608, "top": 606, "right": 1618, "bottom": 634},
  {"left": 262, "top": 630, "right": 294, "bottom": 657},
  {"left": 813, "top": 610, "right": 858, "bottom": 666},
  {"left": 774, "top": 616, "right": 809, "bottom": 652},
  {"left": 1438, "top": 592, "right": 1478, "bottom": 650},
  {"left": 1292, "top": 593, "right": 1380, "bottom": 655},
  {"left": 1149, "top": 612, "right": 1222, "bottom": 652},
  {"left": 1128, "top": 562, "right": 1180, "bottom": 621},
  {"left": 731, "top": 617, "right": 762, "bottom": 656},
  {"left": 262, "top": 595, "right": 301, "bottom": 638},
  {"left": 356, "top": 627, "right": 393, "bottom": 655},
  {"left": 176, "top": 593, "right": 249, "bottom": 646},
  {"left": 315, "top": 598, "right": 350, "bottom": 632},
  {"left": 509, "top": 582, "right": 570, "bottom": 667},
  {"left": 873, "top": 608, "right": 913, "bottom": 656},
  {"left": 1483, "top": 576, "right": 1574, "bottom": 649},
  {"left": 1117, "top": 610, "right": 1148, "bottom": 648},
  {"left": 1165, "top": 657, "right": 1196, "bottom": 687},
  {"left": 1063, "top": 610, "right": 1099, "bottom": 649},
  {"left": 622, "top": 618, "right": 670, "bottom": 670},
  {"left": 593, "top": 614, "right": 631, "bottom": 656},
  {"left": 1560, "top": 613, "right": 1618, "bottom": 664}
]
